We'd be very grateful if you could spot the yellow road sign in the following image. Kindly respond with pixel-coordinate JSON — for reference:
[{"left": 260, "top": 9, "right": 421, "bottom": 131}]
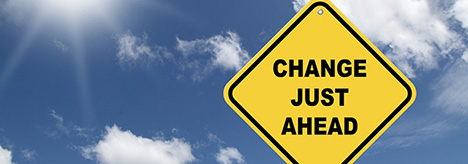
[{"left": 224, "top": 0, "right": 416, "bottom": 163}]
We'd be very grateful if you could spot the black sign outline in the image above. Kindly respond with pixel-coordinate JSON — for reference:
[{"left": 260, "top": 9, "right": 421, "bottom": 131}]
[{"left": 227, "top": 1, "right": 414, "bottom": 164}]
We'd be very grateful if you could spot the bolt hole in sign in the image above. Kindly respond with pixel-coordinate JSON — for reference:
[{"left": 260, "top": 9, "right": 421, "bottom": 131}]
[{"left": 224, "top": 0, "right": 416, "bottom": 163}]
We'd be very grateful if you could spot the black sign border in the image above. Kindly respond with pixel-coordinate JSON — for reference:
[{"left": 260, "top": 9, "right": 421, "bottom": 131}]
[{"left": 227, "top": 1, "right": 413, "bottom": 163}]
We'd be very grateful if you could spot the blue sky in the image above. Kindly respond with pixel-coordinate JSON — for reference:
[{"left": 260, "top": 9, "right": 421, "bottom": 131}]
[{"left": 0, "top": 0, "right": 467, "bottom": 163}]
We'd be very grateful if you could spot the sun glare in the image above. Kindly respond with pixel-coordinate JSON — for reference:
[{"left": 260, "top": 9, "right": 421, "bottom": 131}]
[
  {"left": 2, "top": 0, "right": 136, "bottom": 127},
  {"left": 41, "top": 0, "right": 111, "bottom": 22}
]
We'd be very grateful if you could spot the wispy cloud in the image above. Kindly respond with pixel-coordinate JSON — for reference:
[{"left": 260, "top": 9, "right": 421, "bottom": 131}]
[
  {"left": 115, "top": 31, "right": 172, "bottom": 69},
  {"left": 216, "top": 147, "right": 245, "bottom": 164},
  {"left": 363, "top": 56, "right": 468, "bottom": 153},
  {"left": 433, "top": 59, "right": 468, "bottom": 115},
  {"left": 114, "top": 30, "right": 250, "bottom": 81},
  {"left": 292, "top": 0, "right": 464, "bottom": 78},
  {"left": 176, "top": 31, "right": 250, "bottom": 71},
  {"left": 367, "top": 59, "right": 468, "bottom": 154},
  {"left": 81, "top": 125, "right": 196, "bottom": 164},
  {"left": 0, "top": 145, "right": 14, "bottom": 164},
  {"left": 49, "top": 109, "right": 70, "bottom": 135},
  {"left": 171, "top": 128, "right": 179, "bottom": 134},
  {"left": 208, "top": 133, "right": 225, "bottom": 145},
  {"left": 21, "top": 149, "right": 37, "bottom": 161},
  {"left": 368, "top": 117, "right": 457, "bottom": 152},
  {"left": 52, "top": 39, "right": 69, "bottom": 52},
  {"left": 46, "top": 110, "right": 93, "bottom": 138},
  {"left": 176, "top": 31, "right": 250, "bottom": 81}
]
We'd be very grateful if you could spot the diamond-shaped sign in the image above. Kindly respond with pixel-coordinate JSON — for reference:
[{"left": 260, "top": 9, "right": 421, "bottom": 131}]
[{"left": 224, "top": 0, "right": 416, "bottom": 163}]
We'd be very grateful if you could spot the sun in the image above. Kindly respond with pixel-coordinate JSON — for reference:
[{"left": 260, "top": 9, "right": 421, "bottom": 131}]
[{"left": 44, "top": 0, "right": 103, "bottom": 12}]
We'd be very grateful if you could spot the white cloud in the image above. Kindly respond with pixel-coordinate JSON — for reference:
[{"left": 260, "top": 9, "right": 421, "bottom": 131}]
[
  {"left": 81, "top": 125, "right": 196, "bottom": 164},
  {"left": 462, "top": 50, "right": 468, "bottom": 62},
  {"left": 0, "top": 145, "right": 14, "bottom": 164},
  {"left": 291, "top": 0, "right": 462, "bottom": 78},
  {"left": 116, "top": 31, "right": 172, "bottom": 68},
  {"left": 292, "top": 0, "right": 308, "bottom": 13},
  {"left": 453, "top": 0, "right": 468, "bottom": 29},
  {"left": 215, "top": 147, "right": 245, "bottom": 164},
  {"left": 176, "top": 31, "right": 250, "bottom": 81}
]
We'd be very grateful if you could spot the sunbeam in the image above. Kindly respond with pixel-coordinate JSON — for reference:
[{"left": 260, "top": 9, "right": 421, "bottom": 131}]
[
  {"left": 69, "top": 21, "right": 95, "bottom": 126},
  {"left": 43, "top": 0, "right": 118, "bottom": 126},
  {"left": 0, "top": 0, "right": 122, "bottom": 126},
  {"left": 0, "top": 13, "right": 46, "bottom": 95}
]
